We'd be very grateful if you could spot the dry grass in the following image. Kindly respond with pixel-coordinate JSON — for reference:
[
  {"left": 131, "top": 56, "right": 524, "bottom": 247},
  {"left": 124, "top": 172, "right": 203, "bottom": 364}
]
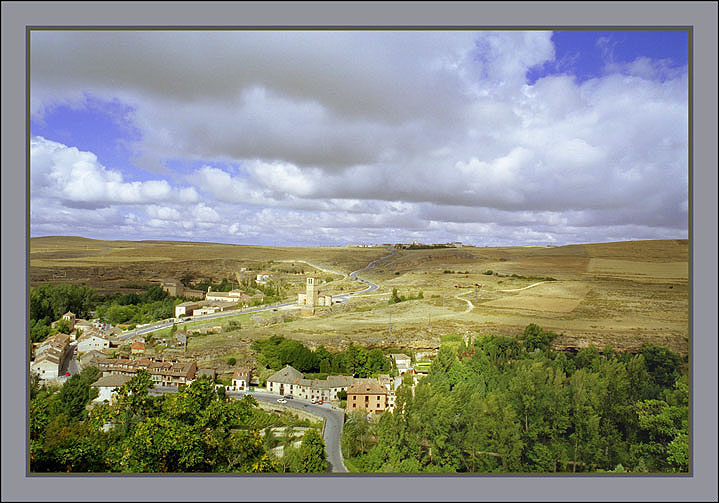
[{"left": 29, "top": 237, "right": 690, "bottom": 356}]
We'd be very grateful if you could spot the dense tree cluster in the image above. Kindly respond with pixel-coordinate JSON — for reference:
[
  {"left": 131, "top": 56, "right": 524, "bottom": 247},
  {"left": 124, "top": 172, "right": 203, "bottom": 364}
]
[
  {"left": 342, "top": 326, "right": 688, "bottom": 474},
  {"left": 29, "top": 284, "right": 179, "bottom": 342},
  {"left": 30, "top": 284, "right": 97, "bottom": 343},
  {"left": 30, "top": 370, "right": 327, "bottom": 473},
  {"left": 252, "top": 336, "right": 390, "bottom": 377}
]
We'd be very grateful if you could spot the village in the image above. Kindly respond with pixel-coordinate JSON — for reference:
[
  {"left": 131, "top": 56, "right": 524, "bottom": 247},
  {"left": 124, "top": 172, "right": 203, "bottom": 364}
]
[{"left": 29, "top": 273, "right": 427, "bottom": 415}]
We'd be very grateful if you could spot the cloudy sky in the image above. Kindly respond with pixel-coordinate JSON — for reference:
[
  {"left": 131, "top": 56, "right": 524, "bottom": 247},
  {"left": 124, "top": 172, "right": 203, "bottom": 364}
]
[{"left": 30, "top": 30, "right": 689, "bottom": 247}]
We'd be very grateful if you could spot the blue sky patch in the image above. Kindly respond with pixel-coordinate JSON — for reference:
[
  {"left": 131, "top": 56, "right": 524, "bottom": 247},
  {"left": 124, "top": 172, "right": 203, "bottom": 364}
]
[{"left": 527, "top": 29, "right": 689, "bottom": 85}]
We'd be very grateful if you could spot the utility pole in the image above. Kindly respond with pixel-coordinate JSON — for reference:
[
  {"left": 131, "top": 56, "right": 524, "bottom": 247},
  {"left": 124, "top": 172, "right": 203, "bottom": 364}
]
[{"left": 388, "top": 310, "right": 392, "bottom": 333}]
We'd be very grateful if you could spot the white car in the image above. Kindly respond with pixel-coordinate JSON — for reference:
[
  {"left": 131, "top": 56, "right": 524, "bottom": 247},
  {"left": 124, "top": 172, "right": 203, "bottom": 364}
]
[
  {"left": 277, "top": 398, "right": 287, "bottom": 404},
  {"left": 310, "top": 398, "right": 317, "bottom": 404}
]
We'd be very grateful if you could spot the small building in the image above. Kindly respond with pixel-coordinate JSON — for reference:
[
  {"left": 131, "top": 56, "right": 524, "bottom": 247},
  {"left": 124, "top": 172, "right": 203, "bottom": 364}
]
[
  {"left": 131, "top": 341, "right": 146, "bottom": 354},
  {"left": 30, "top": 333, "right": 72, "bottom": 380},
  {"left": 347, "top": 379, "right": 389, "bottom": 413},
  {"left": 327, "top": 375, "right": 355, "bottom": 401},
  {"left": 91, "top": 374, "right": 132, "bottom": 403},
  {"left": 30, "top": 354, "right": 62, "bottom": 380},
  {"left": 229, "top": 368, "right": 252, "bottom": 391},
  {"left": 79, "top": 350, "right": 107, "bottom": 370},
  {"left": 390, "top": 353, "right": 412, "bottom": 375},
  {"left": 175, "top": 301, "right": 203, "bottom": 318}
]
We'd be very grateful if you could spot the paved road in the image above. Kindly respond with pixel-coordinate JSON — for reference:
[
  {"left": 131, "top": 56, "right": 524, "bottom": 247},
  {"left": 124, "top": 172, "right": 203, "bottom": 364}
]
[
  {"left": 234, "top": 392, "right": 348, "bottom": 473},
  {"left": 148, "top": 387, "right": 347, "bottom": 473}
]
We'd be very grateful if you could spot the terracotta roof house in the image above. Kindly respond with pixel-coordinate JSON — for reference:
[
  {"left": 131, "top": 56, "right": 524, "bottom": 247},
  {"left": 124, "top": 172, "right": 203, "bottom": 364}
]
[
  {"left": 96, "top": 358, "right": 197, "bottom": 388},
  {"left": 131, "top": 341, "right": 146, "bottom": 354},
  {"left": 347, "top": 379, "right": 389, "bottom": 413}
]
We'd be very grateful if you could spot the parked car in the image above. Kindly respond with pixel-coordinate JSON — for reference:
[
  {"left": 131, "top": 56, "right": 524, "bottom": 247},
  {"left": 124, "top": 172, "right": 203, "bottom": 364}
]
[
  {"left": 277, "top": 398, "right": 287, "bottom": 404},
  {"left": 65, "top": 371, "right": 70, "bottom": 377},
  {"left": 310, "top": 398, "right": 317, "bottom": 404},
  {"left": 284, "top": 395, "right": 293, "bottom": 399},
  {"left": 317, "top": 400, "right": 323, "bottom": 405}
]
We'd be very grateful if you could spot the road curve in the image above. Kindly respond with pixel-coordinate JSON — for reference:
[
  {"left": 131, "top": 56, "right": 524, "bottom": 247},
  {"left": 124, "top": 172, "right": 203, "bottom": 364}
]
[
  {"left": 150, "top": 387, "right": 347, "bottom": 473},
  {"left": 242, "top": 392, "right": 348, "bottom": 473}
]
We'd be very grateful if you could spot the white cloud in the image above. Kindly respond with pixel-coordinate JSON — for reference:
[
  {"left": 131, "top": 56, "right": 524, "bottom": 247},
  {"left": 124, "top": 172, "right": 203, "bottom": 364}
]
[
  {"left": 29, "top": 31, "right": 688, "bottom": 245},
  {"left": 31, "top": 136, "right": 199, "bottom": 206}
]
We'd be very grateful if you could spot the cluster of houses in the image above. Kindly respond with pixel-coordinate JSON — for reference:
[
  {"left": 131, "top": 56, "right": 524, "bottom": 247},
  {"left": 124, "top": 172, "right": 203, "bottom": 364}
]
[
  {"left": 262, "top": 356, "right": 421, "bottom": 414},
  {"left": 91, "top": 357, "right": 199, "bottom": 402},
  {"left": 30, "top": 332, "right": 72, "bottom": 380}
]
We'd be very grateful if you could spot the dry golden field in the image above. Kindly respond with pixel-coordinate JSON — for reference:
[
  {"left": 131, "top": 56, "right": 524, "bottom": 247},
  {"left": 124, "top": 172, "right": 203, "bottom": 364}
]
[{"left": 29, "top": 237, "right": 690, "bottom": 365}]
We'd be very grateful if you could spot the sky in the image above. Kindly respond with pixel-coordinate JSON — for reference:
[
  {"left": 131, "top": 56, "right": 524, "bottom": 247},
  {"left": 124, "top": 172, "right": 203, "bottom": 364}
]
[{"left": 29, "top": 29, "right": 689, "bottom": 247}]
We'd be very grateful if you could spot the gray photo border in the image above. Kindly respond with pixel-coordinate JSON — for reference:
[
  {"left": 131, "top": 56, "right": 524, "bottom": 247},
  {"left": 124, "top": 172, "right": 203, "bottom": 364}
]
[{"left": 2, "top": 2, "right": 717, "bottom": 502}]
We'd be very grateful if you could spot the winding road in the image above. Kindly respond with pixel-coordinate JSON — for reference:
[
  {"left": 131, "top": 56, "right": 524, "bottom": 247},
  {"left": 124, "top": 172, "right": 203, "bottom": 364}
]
[{"left": 497, "top": 281, "right": 546, "bottom": 292}]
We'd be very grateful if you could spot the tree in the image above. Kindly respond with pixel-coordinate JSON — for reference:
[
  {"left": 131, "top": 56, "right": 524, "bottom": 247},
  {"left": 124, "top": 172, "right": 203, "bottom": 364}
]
[
  {"left": 227, "top": 357, "right": 237, "bottom": 366},
  {"left": 55, "top": 367, "right": 101, "bottom": 422},
  {"left": 640, "top": 344, "right": 683, "bottom": 389},
  {"left": 389, "top": 288, "right": 402, "bottom": 305},
  {"left": 292, "top": 429, "right": 327, "bottom": 473},
  {"left": 521, "top": 323, "right": 555, "bottom": 353},
  {"left": 53, "top": 318, "right": 72, "bottom": 335}
]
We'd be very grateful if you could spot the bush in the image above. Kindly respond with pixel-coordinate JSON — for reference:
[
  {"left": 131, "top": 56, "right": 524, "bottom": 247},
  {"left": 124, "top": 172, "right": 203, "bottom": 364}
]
[
  {"left": 484, "top": 270, "right": 493, "bottom": 275},
  {"left": 227, "top": 357, "right": 237, "bottom": 366}
]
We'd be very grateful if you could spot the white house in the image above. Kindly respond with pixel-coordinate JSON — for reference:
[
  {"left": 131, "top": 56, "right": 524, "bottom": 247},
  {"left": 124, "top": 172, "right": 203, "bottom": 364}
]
[
  {"left": 77, "top": 331, "right": 111, "bottom": 353},
  {"left": 91, "top": 374, "right": 132, "bottom": 403},
  {"left": 30, "top": 354, "right": 62, "bottom": 380},
  {"left": 228, "top": 368, "right": 252, "bottom": 391}
]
